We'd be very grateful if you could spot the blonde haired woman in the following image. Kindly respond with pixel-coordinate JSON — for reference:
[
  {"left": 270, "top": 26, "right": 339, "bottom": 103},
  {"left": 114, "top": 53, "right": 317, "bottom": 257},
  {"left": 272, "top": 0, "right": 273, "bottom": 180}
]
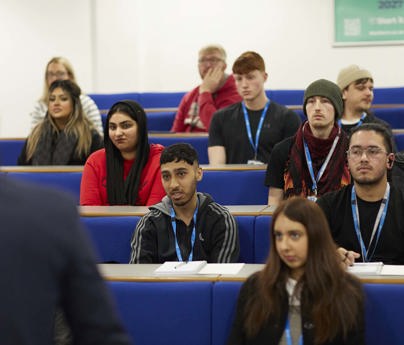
[
  {"left": 30, "top": 56, "right": 103, "bottom": 135},
  {"left": 19, "top": 80, "right": 102, "bottom": 165}
]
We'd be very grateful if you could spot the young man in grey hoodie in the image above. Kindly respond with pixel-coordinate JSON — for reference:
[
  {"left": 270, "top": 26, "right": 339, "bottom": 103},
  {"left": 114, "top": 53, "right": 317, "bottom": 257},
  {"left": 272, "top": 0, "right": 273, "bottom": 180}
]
[{"left": 130, "top": 143, "right": 240, "bottom": 263}]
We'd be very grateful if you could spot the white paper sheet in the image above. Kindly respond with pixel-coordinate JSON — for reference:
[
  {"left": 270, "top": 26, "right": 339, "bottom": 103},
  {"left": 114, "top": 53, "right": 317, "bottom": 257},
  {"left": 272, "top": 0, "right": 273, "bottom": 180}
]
[
  {"left": 198, "top": 263, "right": 245, "bottom": 275},
  {"left": 347, "top": 262, "right": 384, "bottom": 275},
  {"left": 381, "top": 265, "right": 404, "bottom": 276}
]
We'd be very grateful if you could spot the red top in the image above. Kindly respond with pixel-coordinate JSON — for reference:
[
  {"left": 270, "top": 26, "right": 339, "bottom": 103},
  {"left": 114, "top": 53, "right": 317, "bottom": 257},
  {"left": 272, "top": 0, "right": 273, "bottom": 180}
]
[
  {"left": 171, "top": 74, "right": 242, "bottom": 133},
  {"left": 80, "top": 144, "right": 166, "bottom": 206}
]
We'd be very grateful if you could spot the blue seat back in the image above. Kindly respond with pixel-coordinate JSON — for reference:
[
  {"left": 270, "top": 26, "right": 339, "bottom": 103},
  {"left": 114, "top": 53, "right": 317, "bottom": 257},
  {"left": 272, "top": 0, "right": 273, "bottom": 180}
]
[
  {"left": 150, "top": 135, "right": 208, "bottom": 164},
  {"left": 254, "top": 215, "right": 272, "bottom": 263},
  {"left": 212, "top": 281, "right": 242, "bottom": 345},
  {"left": 80, "top": 216, "right": 139, "bottom": 263},
  {"left": 199, "top": 170, "right": 268, "bottom": 205},
  {"left": 108, "top": 281, "right": 212, "bottom": 345},
  {"left": 234, "top": 216, "right": 255, "bottom": 263}
]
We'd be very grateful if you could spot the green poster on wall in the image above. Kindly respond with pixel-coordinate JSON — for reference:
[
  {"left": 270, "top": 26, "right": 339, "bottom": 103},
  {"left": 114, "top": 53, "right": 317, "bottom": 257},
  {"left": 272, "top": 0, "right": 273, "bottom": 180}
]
[{"left": 334, "top": 0, "right": 404, "bottom": 45}]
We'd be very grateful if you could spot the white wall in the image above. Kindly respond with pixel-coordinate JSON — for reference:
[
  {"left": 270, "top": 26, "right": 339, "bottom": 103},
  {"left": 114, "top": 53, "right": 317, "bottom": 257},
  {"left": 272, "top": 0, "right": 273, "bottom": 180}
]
[
  {"left": 0, "top": 0, "right": 93, "bottom": 137},
  {"left": 94, "top": 0, "right": 404, "bottom": 92},
  {"left": 1, "top": 0, "right": 403, "bottom": 137}
]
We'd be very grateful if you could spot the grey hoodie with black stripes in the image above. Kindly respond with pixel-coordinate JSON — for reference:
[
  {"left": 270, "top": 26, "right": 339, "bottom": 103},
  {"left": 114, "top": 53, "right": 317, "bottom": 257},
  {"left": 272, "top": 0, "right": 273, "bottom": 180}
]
[{"left": 130, "top": 192, "right": 240, "bottom": 263}]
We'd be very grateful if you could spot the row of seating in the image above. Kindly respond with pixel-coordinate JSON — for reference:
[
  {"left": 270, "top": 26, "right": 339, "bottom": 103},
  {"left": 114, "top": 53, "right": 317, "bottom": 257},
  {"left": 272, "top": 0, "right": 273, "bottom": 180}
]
[
  {"left": 88, "top": 87, "right": 404, "bottom": 113},
  {"left": 107, "top": 280, "right": 403, "bottom": 345},
  {"left": 0, "top": 135, "right": 209, "bottom": 165},
  {"left": 81, "top": 214, "right": 271, "bottom": 264},
  {"left": 99, "top": 106, "right": 404, "bottom": 132},
  {"left": 1, "top": 131, "right": 404, "bottom": 166},
  {"left": 1, "top": 167, "right": 268, "bottom": 205}
]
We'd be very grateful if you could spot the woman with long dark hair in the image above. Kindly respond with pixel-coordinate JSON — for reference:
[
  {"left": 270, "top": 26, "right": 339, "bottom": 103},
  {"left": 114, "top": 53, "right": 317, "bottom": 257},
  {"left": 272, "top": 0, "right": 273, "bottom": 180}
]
[
  {"left": 18, "top": 80, "right": 102, "bottom": 165},
  {"left": 80, "top": 100, "right": 165, "bottom": 205},
  {"left": 227, "top": 197, "right": 364, "bottom": 345}
]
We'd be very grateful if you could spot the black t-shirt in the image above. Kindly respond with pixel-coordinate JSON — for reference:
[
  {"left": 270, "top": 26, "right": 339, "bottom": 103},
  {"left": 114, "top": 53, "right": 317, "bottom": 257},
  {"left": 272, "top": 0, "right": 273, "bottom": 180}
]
[
  {"left": 357, "top": 197, "right": 382, "bottom": 248},
  {"left": 175, "top": 218, "right": 195, "bottom": 261},
  {"left": 340, "top": 112, "right": 397, "bottom": 152},
  {"left": 209, "top": 101, "right": 301, "bottom": 164},
  {"left": 317, "top": 185, "right": 404, "bottom": 264},
  {"left": 265, "top": 137, "right": 293, "bottom": 187}
]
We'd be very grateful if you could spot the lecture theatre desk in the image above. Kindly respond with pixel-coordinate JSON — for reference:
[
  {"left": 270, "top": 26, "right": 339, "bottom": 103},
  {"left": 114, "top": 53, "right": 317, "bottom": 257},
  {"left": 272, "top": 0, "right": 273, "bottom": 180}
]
[
  {"left": 100, "top": 264, "right": 404, "bottom": 345},
  {"left": 79, "top": 204, "right": 274, "bottom": 217},
  {"left": 99, "top": 263, "right": 404, "bottom": 284}
]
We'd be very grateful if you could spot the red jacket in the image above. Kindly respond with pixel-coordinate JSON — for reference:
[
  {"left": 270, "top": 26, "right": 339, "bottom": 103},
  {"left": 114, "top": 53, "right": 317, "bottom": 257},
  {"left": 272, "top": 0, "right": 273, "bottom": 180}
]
[
  {"left": 80, "top": 144, "right": 166, "bottom": 206},
  {"left": 171, "top": 75, "right": 242, "bottom": 133}
]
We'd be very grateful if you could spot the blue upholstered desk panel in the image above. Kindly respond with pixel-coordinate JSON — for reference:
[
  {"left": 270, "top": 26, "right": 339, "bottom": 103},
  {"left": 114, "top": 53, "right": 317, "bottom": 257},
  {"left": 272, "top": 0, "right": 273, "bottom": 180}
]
[
  {"left": 89, "top": 88, "right": 404, "bottom": 112},
  {"left": 101, "top": 112, "right": 177, "bottom": 132},
  {"left": 266, "top": 89, "right": 304, "bottom": 106},
  {"left": 373, "top": 107, "right": 404, "bottom": 129},
  {"left": 373, "top": 87, "right": 404, "bottom": 104},
  {"left": 199, "top": 170, "right": 268, "bottom": 205},
  {"left": 149, "top": 135, "right": 209, "bottom": 164},
  {"left": 285, "top": 108, "right": 404, "bottom": 129},
  {"left": 394, "top": 133, "right": 404, "bottom": 151},
  {"left": 2, "top": 169, "right": 267, "bottom": 205},
  {"left": 138, "top": 92, "right": 185, "bottom": 108},
  {"left": 147, "top": 112, "right": 176, "bottom": 131},
  {"left": 89, "top": 93, "right": 141, "bottom": 113},
  {"left": 212, "top": 281, "right": 404, "bottom": 345},
  {"left": 0, "top": 139, "right": 25, "bottom": 166},
  {"left": 89, "top": 92, "right": 185, "bottom": 113},
  {"left": 254, "top": 215, "right": 272, "bottom": 263},
  {"left": 364, "top": 283, "right": 404, "bottom": 345},
  {"left": 108, "top": 281, "right": 212, "bottom": 345},
  {"left": 80, "top": 216, "right": 139, "bottom": 263},
  {"left": 6, "top": 171, "right": 82, "bottom": 202}
]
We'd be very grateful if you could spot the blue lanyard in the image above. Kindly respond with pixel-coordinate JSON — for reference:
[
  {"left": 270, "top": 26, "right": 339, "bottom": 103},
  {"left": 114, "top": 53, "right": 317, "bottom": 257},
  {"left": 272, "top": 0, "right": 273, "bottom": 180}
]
[
  {"left": 302, "top": 124, "right": 340, "bottom": 195},
  {"left": 170, "top": 205, "right": 198, "bottom": 262},
  {"left": 338, "top": 112, "right": 367, "bottom": 128},
  {"left": 285, "top": 317, "right": 303, "bottom": 345},
  {"left": 241, "top": 100, "right": 270, "bottom": 160},
  {"left": 351, "top": 184, "right": 390, "bottom": 262}
]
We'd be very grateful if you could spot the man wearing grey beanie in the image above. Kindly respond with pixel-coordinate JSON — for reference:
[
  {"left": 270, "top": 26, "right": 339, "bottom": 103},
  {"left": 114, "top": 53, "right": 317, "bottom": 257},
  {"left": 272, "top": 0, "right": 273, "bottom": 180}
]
[
  {"left": 337, "top": 64, "right": 394, "bottom": 139},
  {"left": 265, "top": 79, "right": 351, "bottom": 206}
]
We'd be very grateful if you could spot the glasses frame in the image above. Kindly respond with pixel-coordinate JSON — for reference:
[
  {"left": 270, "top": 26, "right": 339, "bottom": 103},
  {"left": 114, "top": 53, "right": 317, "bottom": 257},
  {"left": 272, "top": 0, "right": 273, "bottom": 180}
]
[{"left": 346, "top": 146, "right": 389, "bottom": 160}]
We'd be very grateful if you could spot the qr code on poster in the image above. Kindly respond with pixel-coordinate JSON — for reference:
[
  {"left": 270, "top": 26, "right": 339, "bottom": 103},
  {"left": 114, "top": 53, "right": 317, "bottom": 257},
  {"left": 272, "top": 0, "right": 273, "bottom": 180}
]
[{"left": 344, "top": 18, "right": 361, "bottom": 36}]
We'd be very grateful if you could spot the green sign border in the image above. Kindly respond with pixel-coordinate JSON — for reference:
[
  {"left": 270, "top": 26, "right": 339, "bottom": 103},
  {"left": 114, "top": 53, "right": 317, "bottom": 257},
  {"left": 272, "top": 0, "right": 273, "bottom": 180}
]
[{"left": 334, "top": 0, "right": 404, "bottom": 46}]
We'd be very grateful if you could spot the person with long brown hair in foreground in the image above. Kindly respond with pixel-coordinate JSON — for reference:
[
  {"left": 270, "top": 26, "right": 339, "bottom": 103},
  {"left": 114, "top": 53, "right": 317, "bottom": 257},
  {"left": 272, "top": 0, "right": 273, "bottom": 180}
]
[{"left": 227, "top": 197, "right": 364, "bottom": 345}]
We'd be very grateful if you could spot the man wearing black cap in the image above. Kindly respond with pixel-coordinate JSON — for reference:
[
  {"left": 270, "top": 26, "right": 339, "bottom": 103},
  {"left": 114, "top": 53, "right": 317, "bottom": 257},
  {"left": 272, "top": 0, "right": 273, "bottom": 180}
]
[{"left": 265, "top": 79, "right": 351, "bottom": 206}]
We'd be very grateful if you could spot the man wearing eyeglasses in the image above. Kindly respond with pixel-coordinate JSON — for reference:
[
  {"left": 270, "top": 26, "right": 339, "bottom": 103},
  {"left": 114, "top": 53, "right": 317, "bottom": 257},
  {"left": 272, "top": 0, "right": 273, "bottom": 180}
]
[
  {"left": 317, "top": 123, "right": 404, "bottom": 265},
  {"left": 171, "top": 44, "right": 241, "bottom": 132}
]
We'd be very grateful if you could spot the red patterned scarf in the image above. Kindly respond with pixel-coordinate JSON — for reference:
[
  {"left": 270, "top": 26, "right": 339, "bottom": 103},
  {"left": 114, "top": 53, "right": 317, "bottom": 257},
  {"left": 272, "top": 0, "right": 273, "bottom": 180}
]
[{"left": 284, "top": 122, "right": 350, "bottom": 199}]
